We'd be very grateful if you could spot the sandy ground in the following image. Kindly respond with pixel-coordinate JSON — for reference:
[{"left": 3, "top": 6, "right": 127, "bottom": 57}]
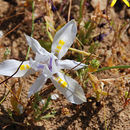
[{"left": 0, "top": 0, "right": 130, "bottom": 129}]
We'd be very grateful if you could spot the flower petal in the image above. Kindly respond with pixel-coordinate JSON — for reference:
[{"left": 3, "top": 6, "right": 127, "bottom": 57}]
[
  {"left": 51, "top": 20, "right": 77, "bottom": 59},
  {"left": 25, "top": 34, "right": 49, "bottom": 55},
  {"left": 0, "top": 59, "right": 31, "bottom": 77},
  {"left": 28, "top": 74, "right": 48, "bottom": 98},
  {"left": 57, "top": 59, "right": 87, "bottom": 70},
  {"left": 50, "top": 72, "right": 86, "bottom": 104}
]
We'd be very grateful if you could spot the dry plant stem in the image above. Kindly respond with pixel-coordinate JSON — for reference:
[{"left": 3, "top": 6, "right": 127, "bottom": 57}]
[
  {"left": 0, "top": 91, "right": 10, "bottom": 105},
  {"left": 3, "top": 83, "right": 22, "bottom": 105},
  {"left": 0, "top": 61, "right": 24, "bottom": 85},
  {"left": 100, "top": 75, "right": 130, "bottom": 83},
  {"left": 18, "top": 78, "right": 23, "bottom": 100},
  {"left": 25, "top": 0, "right": 35, "bottom": 60},
  {"left": 65, "top": 58, "right": 88, "bottom": 75},
  {"left": 103, "top": 104, "right": 107, "bottom": 130},
  {"left": 0, "top": 12, "right": 24, "bottom": 23},
  {"left": 11, "top": 121, "right": 26, "bottom": 127},
  {"left": 4, "top": 83, "right": 18, "bottom": 99},
  {"left": 40, "top": 83, "right": 54, "bottom": 97},
  {"left": 0, "top": 23, "right": 22, "bottom": 43},
  {"left": 76, "top": 37, "right": 84, "bottom": 47},
  {"left": 68, "top": 0, "right": 72, "bottom": 22},
  {"left": 56, "top": 11, "right": 64, "bottom": 22}
]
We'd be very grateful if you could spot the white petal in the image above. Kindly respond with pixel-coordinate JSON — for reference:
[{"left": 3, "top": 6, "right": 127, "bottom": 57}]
[
  {"left": 35, "top": 52, "right": 51, "bottom": 63},
  {"left": 28, "top": 74, "right": 48, "bottom": 98},
  {"left": 51, "top": 94, "right": 59, "bottom": 100},
  {"left": 50, "top": 72, "right": 86, "bottom": 104},
  {"left": 51, "top": 20, "right": 77, "bottom": 59},
  {"left": 25, "top": 34, "right": 49, "bottom": 55},
  {"left": 0, "top": 60, "right": 31, "bottom": 77},
  {"left": 57, "top": 59, "right": 87, "bottom": 70}
]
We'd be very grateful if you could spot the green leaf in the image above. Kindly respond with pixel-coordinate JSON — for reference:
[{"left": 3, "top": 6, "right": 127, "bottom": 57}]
[
  {"left": 41, "top": 96, "right": 51, "bottom": 113},
  {"left": 41, "top": 114, "right": 55, "bottom": 119},
  {"left": 84, "top": 20, "right": 91, "bottom": 29}
]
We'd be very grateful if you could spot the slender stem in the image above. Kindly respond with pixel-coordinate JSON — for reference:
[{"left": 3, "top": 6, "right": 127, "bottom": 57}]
[
  {"left": 95, "top": 65, "right": 130, "bottom": 73},
  {"left": 0, "top": 12, "right": 24, "bottom": 22},
  {"left": 79, "top": 0, "right": 85, "bottom": 23},
  {"left": 25, "top": 0, "right": 35, "bottom": 60},
  {"left": 31, "top": 0, "right": 35, "bottom": 38},
  {"left": 103, "top": 104, "right": 107, "bottom": 130},
  {"left": 4, "top": 83, "right": 20, "bottom": 104},
  {"left": 0, "top": 91, "right": 10, "bottom": 105},
  {"left": 68, "top": 0, "right": 72, "bottom": 22},
  {"left": 76, "top": 37, "right": 83, "bottom": 46},
  {"left": 69, "top": 47, "right": 91, "bottom": 56},
  {"left": 0, "top": 23, "right": 21, "bottom": 42}
]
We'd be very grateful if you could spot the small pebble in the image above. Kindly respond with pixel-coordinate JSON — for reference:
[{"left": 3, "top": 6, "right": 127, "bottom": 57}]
[
  {"left": 0, "top": 30, "right": 3, "bottom": 38},
  {"left": 51, "top": 94, "right": 59, "bottom": 100}
]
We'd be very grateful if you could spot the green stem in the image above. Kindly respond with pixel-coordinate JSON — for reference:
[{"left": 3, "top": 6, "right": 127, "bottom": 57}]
[
  {"left": 25, "top": 0, "right": 35, "bottom": 60},
  {"left": 79, "top": 0, "right": 85, "bottom": 22},
  {"left": 0, "top": 91, "right": 10, "bottom": 105},
  {"left": 76, "top": 37, "right": 83, "bottom": 46},
  {"left": 31, "top": 1, "right": 35, "bottom": 37},
  {"left": 95, "top": 65, "right": 130, "bottom": 73}
]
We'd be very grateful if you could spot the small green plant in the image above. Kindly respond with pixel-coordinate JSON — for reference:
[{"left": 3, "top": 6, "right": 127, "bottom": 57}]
[
  {"left": 32, "top": 93, "right": 55, "bottom": 121},
  {"left": 4, "top": 47, "right": 10, "bottom": 58}
]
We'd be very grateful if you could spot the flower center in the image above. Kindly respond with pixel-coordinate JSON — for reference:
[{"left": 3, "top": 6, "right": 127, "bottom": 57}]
[{"left": 48, "top": 57, "right": 53, "bottom": 72}]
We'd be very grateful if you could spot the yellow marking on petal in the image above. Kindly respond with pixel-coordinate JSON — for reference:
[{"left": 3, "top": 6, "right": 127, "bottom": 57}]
[
  {"left": 59, "top": 40, "right": 65, "bottom": 45},
  {"left": 58, "top": 78, "right": 63, "bottom": 84},
  {"left": 61, "top": 81, "right": 67, "bottom": 88},
  {"left": 20, "top": 65, "right": 25, "bottom": 70},
  {"left": 55, "top": 40, "right": 65, "bottom": 56},
  {"left": 54, "top": 76, "right": 67, "bottom": 88},
  {"left": 122, "top": 0, "right": 130, "bottom": 7},
  {"left": 26, "top": 64, "right": 30, "bottom": 69},
  {"left": 111, "top": 0, "right": 117, "bottom": 7},
  {"left": 111, "top": 0, "right": 130, "bottom": 7},
  {"left": 20, "top": 64, "right": 30, "bottom": 71},
  {"left": 56, "top": 45, "right": 62, "bottom": 50}
]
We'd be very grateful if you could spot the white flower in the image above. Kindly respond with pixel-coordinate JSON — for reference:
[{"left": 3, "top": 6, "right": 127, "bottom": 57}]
[{"left": 0, "top": 20, "right": 86, "bottom": 104}]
